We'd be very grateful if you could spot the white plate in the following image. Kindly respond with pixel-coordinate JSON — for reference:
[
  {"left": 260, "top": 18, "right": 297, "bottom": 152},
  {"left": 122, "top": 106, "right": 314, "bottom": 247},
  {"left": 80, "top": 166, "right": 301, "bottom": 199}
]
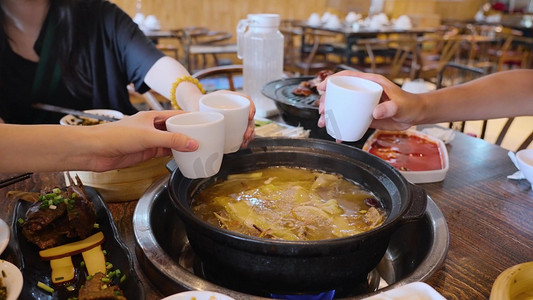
[
  {"left": 0, "top": 218, "right": 9, "bottom": 255},
  {"left": 363, "top": 129, "right": 449, "bottom": 184},
  {"left": 0, "top": 260, "right": 23, "bottom": 300},
  {"left": 364, "top": 282, "right": 445, "bottom": 300},
  {"left": 59, "top": 109, "right": 124, "bottom": 126},
  {"left": 162, "top": 291, "right": 235, "bottom": 300}
]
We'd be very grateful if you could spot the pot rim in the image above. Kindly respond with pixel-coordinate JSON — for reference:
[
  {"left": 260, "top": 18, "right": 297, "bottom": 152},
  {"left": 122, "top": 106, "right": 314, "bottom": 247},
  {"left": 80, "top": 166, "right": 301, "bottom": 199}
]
[{"left": 168, "top": 138, "right": 423, "bottom": 248}]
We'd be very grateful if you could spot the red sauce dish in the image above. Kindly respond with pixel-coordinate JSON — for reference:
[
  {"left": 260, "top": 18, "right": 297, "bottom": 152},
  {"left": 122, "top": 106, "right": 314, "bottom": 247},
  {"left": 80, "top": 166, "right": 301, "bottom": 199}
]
[{"left": 363, "top": 130, "right": 449, "bottom": 183}]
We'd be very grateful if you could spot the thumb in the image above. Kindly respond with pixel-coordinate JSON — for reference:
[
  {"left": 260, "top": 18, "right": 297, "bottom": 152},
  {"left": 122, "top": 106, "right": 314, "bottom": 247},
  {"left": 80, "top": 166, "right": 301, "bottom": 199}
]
[{"left": 373, "top": 101, "right": 398, "bottom": 120}]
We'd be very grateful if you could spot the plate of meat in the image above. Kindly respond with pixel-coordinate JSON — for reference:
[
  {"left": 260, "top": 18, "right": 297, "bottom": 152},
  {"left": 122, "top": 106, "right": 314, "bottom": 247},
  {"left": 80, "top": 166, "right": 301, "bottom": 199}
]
[
  {"left": 261, "top": 70, "right": 333, "bottom": 139},
  {"left": 262, "top": 70, "right": 333, "bottom": 110},
  {"left": 10, "top": 176, "right": 143, "bottom": 300}
]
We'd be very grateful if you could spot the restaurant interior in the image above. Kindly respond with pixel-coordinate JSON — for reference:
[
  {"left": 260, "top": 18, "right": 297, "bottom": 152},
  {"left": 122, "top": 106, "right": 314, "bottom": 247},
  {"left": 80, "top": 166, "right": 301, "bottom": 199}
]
[
  {"left": 117, "top": 0, "right": 532, "bottom": 151},
  {"left": 0, "top": 1, "right": 533, "bottom": 300}
]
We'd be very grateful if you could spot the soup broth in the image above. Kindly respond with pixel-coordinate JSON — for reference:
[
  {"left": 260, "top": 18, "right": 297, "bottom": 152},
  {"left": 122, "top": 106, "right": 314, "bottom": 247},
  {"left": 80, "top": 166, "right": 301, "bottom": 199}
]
[{"left": 191, "top": 166, "right": 386, "bottom": 241}]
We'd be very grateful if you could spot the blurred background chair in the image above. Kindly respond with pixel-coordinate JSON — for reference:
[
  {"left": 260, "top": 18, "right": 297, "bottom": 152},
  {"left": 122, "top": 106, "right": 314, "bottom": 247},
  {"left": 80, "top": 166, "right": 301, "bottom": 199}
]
[
  {"left": 287, "top": 27, "right": 342, "bottom": 75},
  {"left": 436, "top": 62, "right": 488, "bottom": 137},
  {"left": 178, "top": 27, "right": 237, "bottom": 72},
  {"left": 414, "top": 33, "right": 463, "bottom": 83},
  {"left": 192, "top": 64, "right": 243, "bottom": 92},
  {"left": 355, "top": 35, "right": 420, "bottom": 84},
  {"left": 436, "top": 62, "right": 532, "bottom": 151}
]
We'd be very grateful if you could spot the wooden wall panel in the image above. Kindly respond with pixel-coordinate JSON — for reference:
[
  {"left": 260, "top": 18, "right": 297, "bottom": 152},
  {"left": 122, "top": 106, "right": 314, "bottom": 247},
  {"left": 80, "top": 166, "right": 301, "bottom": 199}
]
[{"left": 112, "top": 0, "right": 329, "bottom": 38}]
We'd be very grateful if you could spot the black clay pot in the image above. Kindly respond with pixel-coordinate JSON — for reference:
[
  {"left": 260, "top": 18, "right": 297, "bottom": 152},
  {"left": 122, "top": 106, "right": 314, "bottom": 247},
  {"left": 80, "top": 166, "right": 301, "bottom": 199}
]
[{"left": 167, "top": 138, "right": 427, "bottom": 296}]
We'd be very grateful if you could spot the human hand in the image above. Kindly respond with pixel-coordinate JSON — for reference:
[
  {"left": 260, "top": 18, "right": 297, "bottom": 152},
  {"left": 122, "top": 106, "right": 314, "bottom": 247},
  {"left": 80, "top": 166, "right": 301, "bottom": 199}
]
[
  {"left": 87, "top": 110, "right": 199, "bottom": 172},
  {"left": 317, "top": 71, "right": 422, "bottom": 131}
]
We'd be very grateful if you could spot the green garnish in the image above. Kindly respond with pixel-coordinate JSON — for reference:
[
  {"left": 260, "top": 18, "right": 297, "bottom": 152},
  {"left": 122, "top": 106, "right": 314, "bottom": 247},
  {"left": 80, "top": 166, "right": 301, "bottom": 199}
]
[{"left": 37, "top": 281, "right": 55, "bottom": 293}]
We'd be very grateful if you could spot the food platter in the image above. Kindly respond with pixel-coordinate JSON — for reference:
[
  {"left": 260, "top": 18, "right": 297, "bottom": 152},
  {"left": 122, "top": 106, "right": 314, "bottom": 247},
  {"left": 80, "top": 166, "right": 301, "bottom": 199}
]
[
  {"left": 0, "top": 218, "right": 9, "bottom": 255},
  {"left": 10, "top": 187, "right": 144, "bottom": 299},
  {"left": 0, "top": 260, "right": 23, "bottom": 300},
  {"left": 59, "top": 109, "right": 124, "bottom": 126}
]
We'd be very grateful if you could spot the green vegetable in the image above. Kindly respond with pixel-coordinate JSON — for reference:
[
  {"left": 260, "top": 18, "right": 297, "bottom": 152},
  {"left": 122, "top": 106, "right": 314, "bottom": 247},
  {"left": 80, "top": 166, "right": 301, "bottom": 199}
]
[{"left": 37, "top": 281, "right": 55, "bottom": 293}]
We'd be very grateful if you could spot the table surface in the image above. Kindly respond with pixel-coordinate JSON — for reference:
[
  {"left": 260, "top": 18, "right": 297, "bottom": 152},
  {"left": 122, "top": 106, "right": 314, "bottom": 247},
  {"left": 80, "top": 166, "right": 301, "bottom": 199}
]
[{"left": 1, "top": 129, "right": 532, "bottom": 299}]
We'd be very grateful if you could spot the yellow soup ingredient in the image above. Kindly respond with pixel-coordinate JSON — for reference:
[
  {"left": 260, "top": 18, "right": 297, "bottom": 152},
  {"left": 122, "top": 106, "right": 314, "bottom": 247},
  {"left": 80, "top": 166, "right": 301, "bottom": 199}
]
[{"left": 192, "top": 166, "right": 386, "bottom": 241}]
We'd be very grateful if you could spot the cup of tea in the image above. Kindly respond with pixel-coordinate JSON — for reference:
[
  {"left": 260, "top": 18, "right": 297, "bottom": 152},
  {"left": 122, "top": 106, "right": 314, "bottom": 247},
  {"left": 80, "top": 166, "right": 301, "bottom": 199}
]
[
  {"left": 199, "top": 91, "right": 250, "bottom": 154},
  {"left": 166, "top": 112, "right": 225, "bottom": 179},
  {"left": 324, "top": 76, "right": 383, "bottom": 142}
]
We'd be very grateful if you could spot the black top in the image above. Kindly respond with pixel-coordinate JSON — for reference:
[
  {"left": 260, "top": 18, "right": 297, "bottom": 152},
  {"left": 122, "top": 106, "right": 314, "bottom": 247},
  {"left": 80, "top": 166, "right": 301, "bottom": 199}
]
[{"left": 0, "top": 0, "right": 164, "bottom": 124}]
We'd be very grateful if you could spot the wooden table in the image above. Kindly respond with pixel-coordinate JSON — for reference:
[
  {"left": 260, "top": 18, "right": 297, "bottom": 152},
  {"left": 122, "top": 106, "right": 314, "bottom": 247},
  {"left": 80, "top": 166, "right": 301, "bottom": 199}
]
[
  {"left": 294, "top": 21, "right": 437, "bottom": 65},
  {"left": 1, "top": 129, "right": 532, "bottom": 299}
]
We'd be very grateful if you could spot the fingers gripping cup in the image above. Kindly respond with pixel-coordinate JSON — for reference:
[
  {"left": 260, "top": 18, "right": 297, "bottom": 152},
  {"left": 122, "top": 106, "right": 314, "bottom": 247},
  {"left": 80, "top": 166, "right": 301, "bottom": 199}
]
[
  {"left": 324, "top": 76, "right": 383, "bottom": 142},
  {"left": 166, "top": 112, "right": 225, "bottom": 179},
  {"left": 199, "top": 92, "right": 250, "bottom": 153}
]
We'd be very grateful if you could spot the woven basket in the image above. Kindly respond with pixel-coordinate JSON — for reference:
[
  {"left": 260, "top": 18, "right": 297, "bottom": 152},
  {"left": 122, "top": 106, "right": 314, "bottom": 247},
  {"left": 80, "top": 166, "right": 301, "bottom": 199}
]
[{"left": 65, "top": 156, "right": 171, "bottom": 202}]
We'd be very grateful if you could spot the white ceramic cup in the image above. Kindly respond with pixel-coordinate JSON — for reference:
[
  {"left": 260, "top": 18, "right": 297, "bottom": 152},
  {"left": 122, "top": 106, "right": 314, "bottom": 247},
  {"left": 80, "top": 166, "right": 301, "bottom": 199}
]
[
  {"left": 324, "top": 76, "right": 383, "bottom": 142},
  {"left": 199, "top": 92, "right": 250, "bottom": 153},
  {"left": 516, "top": 149, "right": 533, "bottom": 188},
  {"left": 166, "top": 112, "right": 225, "bottom": 179}
]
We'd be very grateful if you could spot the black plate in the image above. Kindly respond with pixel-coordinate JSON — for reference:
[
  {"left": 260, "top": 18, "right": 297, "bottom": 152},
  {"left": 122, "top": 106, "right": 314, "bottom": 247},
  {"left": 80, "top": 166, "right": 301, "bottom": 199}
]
[
  {"left": 10, "top": 187, "right": 144, "bottom": 300},
  {"left": 261, "top": 76, "right": 320, "bottom": 110}
]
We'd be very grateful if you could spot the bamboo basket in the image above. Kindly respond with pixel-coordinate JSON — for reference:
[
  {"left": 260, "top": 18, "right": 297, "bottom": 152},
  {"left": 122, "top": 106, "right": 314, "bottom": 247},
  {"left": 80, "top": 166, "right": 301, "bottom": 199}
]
[{"left": 65, "top": 156, "right": 172, "bottom": 202}]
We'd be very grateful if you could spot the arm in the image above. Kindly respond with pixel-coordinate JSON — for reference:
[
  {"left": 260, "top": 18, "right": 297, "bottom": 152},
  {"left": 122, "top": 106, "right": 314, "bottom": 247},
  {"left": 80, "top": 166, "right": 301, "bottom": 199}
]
[
  {"left": 144, "top": 56, "right": 256, "bottom": 147},
  {"left": 0, "top": 111, "right": 198, "bottom": 173},
  {"left": 317, "top": 69, "right": 533, "bottom": 131},
  {"left": 144, "top": 56, "right": 204, "bottom": 111}
]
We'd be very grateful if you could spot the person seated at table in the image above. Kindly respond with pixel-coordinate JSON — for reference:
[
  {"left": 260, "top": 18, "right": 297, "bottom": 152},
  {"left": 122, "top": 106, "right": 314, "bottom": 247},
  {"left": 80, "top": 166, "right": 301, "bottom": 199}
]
[
  {"left": 316, "top": 69, "right": 533, "bottom": 131},
  {"left": 0, "top": 0, "right": 254, "bottom": 134},
  {"left": 0, "top": 111, "right": 181, "bottom": 172}
]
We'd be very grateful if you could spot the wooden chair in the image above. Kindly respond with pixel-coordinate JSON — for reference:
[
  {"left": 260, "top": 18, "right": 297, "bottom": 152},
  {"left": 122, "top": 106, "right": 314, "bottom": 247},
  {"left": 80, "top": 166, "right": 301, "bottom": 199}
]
[
  {"left": 436, "top": 62, "right": 532, "bottom": 150},
  {"left": 435, "top": 62, "right": 488, "bottom": 137},
  {"left": 178, "top": 27, "right": 237, "bottom": 72},
  {"left": 494, "top": 118, "right": 533, "bottom": 151},
  {"left": 192, "top": 64, "right": 243, "bottom": 92},
  {"left": 355, "top": 35, "right": 419, "bottom": 82},
  {"left": 288, "top": 28, "right": 341, "bottom": 75},
  {"left": 414, "top": 34, "right": 463, "bottom": 82}
]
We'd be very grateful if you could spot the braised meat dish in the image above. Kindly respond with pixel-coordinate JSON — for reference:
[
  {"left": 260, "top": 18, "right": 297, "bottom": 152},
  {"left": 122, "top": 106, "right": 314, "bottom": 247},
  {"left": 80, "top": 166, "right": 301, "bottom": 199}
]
[
  {"left": 78, "top": 272, "right": 126, "bottom": 300},
  {"left": 22, "top": 176, "right": 96, "bottom": 249},
  {"left": 291, "top": 69, "right": 334, "bottom": 101}
]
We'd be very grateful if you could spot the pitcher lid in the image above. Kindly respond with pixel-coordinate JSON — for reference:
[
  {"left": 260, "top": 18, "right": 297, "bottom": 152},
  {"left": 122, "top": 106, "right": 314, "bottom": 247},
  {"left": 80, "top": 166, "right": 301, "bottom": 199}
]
[{"left": 247, "top": 13, "right": 280, "bottom": 27}]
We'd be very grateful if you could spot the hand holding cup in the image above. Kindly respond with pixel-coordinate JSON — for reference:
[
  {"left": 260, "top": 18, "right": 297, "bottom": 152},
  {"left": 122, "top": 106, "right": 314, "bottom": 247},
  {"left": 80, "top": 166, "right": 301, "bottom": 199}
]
[
  {"left": 324, "top": 76, "right": 383, "bottom": 142},
  {"left": 166, "top": 112, "right": 225, "bottom": 179}
]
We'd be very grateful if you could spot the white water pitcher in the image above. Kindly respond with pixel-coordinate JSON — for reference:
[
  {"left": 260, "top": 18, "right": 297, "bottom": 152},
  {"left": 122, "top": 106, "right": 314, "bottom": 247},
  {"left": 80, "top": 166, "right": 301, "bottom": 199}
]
[{"left": 237, "top": 14, "right": 284, "bottom": 117}]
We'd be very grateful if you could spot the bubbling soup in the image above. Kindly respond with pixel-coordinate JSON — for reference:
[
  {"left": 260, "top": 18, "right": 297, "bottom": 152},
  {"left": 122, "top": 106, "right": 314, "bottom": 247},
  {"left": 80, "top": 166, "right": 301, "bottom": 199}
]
[{"left": 191, "top": 166, "right": 386, "bottom": 241}]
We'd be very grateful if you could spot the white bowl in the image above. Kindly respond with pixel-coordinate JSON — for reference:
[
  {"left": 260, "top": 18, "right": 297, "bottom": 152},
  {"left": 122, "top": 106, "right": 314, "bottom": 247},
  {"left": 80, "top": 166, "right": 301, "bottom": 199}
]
[
  {"left": 162, "top": 291, "right": 235, "bottom": 300},
  {"left": 516, "top": 149, "right": 533, "bottom": 187},
  {"left": 0, "top": 260, "right": 23, "bottom": 300},
  {"left": 0, "top": 218, "right": 9, "bottom": 255},
  {"left": 59, "top": 109, "right": 124, "bottom": 125},
  {"left": 363, "top": 129, "right": 449, "bottom": 184},
  {"left": 365, "top": 282, "right": 445, "bottom": 300}
]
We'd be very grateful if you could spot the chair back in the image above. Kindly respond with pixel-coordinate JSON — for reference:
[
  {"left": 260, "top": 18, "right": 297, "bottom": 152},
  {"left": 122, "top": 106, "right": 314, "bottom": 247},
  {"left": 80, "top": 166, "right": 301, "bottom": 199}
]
[
  {"left": 437, "top": 62, "right": 532, "bottom": 150},
  {"left": 192, "top": 65, "right": 243, "bottom": 92}
]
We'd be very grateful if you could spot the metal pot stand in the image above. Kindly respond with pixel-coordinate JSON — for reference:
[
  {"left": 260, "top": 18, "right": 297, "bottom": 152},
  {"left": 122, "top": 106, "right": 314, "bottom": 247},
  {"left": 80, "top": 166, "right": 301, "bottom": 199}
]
[{"left": 133, "top": 175, "right": 449, "bottom": 299}]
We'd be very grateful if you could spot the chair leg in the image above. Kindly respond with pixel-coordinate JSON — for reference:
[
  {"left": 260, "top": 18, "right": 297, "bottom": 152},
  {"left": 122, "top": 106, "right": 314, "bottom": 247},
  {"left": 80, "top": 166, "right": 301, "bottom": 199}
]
[{"left": 495, "top": 117, "right": 515, "bottom": 146}]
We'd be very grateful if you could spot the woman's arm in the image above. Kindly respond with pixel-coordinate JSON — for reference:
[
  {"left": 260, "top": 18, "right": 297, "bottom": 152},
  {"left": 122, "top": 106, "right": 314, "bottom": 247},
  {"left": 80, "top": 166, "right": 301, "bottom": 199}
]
[
  {"left": 317, "top": 69, "right": 533, "bottom": 131},
  {"left": 0, "top": 111, "right": 198, "bottom": 173},
  {"left": 143, "top": 56, "right": 256, "bottom": 147}
]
